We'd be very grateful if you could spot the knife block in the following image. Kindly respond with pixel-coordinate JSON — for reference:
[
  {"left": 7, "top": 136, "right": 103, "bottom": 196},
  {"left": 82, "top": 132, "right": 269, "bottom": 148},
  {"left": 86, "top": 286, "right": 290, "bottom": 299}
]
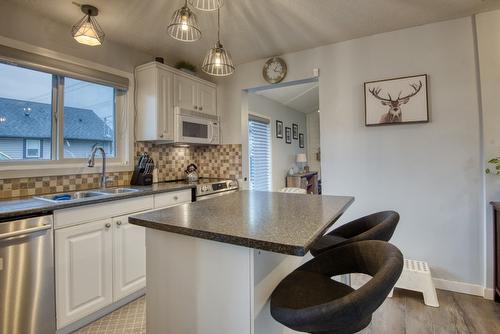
[{"left": 130, "top": 169, "right": 153, "bottom": 186}]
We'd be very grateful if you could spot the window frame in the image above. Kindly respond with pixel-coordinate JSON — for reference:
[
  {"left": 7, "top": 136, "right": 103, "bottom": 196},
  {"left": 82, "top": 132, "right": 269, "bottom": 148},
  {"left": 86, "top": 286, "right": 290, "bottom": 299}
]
[
  {"left": 0, "top": 45, "right": 134, "bottom": 178},
  {"left": 24, "top": 139, "right": 42, "bottom": 159},
  {"left": 248, "top": 113, "right": 272, "bottom": 192}
]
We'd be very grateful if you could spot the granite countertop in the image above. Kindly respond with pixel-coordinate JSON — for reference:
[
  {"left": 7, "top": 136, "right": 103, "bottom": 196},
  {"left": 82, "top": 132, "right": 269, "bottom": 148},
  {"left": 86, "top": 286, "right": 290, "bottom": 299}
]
[
  {"left": 0, "top": 182, "right": 196, "bottom": 221},
  {"left": 129, "top": 190, "right": 354, "bottom": 256}
]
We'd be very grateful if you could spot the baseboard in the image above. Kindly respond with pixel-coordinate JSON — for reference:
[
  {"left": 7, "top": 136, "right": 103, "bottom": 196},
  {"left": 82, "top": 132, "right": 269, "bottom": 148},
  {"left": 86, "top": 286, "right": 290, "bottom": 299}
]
[
  {"left": 432, "top": 278, "right": 486, "bottom": 297},
  {"left": 483, "top": 288, "right": 495, "bottom": 300},
  {"left": 56, "top": 288, "right": 145, "bottom": 334}
]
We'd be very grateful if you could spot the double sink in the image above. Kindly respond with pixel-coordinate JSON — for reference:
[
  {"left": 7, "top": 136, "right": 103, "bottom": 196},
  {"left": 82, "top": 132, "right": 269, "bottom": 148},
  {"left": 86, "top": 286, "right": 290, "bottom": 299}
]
[{"left": 35, "top": 188, "right": 140, "bottom": 203}]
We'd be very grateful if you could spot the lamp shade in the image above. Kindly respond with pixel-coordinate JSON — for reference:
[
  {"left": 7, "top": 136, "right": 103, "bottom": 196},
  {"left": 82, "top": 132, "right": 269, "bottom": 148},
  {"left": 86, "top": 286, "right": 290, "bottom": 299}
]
[
  {"left": 71, "top": 5, "right": 104, "bottom": 46},
  {"left": 296, "top": 153, "right": 307, "bottom": 163},
  {"left": 202, "top": 42, "right": 235, "bottom": 76},
  {"left": 188, "top": 0, "right": 223, "bottom": 11},
  {"left": 167, "top": 4, "right": 202, "bottom": 42}
]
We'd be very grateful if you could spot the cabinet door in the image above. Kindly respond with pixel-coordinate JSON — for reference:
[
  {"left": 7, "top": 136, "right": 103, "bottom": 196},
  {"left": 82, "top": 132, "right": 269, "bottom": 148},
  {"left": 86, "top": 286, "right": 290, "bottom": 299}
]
[
  {"left": 157, "top": 69, "right": 174, "bottom": 140},
  {"left": 112, "top": 214, "right": 146, "bottom": 301},
  {"left": 197, "top": 83, "right": 217, "bottom": 116},
  {"left": 55, "top": 219, "right": 113, "bottom": 328},
  {"left": 174, "top": 75, "right": 198, "bottom": 111}
]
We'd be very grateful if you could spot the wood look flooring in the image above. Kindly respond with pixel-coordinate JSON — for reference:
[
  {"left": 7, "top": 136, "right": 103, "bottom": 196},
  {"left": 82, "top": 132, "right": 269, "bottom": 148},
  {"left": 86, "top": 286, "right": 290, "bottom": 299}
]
[{"left": 76, "top": 284, "right": 499, "bottom": 334}]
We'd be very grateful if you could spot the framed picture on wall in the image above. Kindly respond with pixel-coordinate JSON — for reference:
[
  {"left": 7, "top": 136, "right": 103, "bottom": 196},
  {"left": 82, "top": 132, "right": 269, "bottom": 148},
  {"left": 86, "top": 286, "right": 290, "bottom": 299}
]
[
  {"left": 276, "top": 120, "right": 283, "bottom": 138},
  {"left": 299, "top": 133, "right": 304, "bottom": 148},
  {"left": 285, "top": 127, "right": 292, "bottom": 144},
  {"left": 364, "top": 74, "right": 428, "bottom": 126},
  {"left": 292, "top": 123, "right": 299, "bottom": 139}
]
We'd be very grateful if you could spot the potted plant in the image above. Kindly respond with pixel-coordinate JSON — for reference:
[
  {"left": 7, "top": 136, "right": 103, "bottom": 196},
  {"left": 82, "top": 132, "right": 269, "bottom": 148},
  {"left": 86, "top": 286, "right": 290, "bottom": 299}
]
[
  {"left": 486, "top": 157, "right": 500, "bottom": 175},
  {"left": 175, "top": 61, "right": 197, "bottom": 75}
]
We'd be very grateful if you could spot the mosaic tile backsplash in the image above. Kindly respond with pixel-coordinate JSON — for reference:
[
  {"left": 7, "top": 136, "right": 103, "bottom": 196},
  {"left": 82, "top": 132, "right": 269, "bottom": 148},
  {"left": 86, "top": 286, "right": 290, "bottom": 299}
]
[{"left": 0, "top": 144, "right": 242, "bottom": 199}]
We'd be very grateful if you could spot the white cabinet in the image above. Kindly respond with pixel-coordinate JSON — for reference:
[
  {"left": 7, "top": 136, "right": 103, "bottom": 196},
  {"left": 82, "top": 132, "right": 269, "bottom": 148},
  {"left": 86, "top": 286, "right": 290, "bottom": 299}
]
[
  {"left": 54, "top": 190, "right": 193, "bottom": 330},
  {"left": 174, "top": 74, "right": 217, "bottom": 115},
  {"left": 197, "top": 83, "right": 217, "bottom": 116},
  {"left": 55, "top": 219, "right": 113, "bottom": 328},
  {"left": 112, "top": 214, "right": 146, "bottom": 300},
  {"left": 135, "top": 63, "right": 174, "bottom": 141},
  {"left": 136, "top": 62, "right": 217, "bottom": 142},
  {"left": 174, "top": 74, "right": 198, "bottom": 112}
]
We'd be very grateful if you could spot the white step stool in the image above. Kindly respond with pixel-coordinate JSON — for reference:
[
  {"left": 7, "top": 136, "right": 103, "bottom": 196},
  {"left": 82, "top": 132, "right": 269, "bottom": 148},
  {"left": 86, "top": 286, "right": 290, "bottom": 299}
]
[{"left": 388, "top": 259, "right": 439, "bottom": 307}]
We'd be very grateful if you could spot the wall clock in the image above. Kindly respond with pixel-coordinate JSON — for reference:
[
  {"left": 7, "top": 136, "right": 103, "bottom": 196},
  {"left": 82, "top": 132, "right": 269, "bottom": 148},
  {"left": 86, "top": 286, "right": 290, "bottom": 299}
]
[{"left": 263, "top": 57, "right": 287, "bottom": 84}]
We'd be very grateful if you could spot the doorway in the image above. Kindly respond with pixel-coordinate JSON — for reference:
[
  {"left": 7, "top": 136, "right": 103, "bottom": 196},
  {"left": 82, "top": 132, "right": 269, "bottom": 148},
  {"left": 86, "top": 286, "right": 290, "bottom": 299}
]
[{"left": 244, "top": 78, "right": 320, "bottom": 193}]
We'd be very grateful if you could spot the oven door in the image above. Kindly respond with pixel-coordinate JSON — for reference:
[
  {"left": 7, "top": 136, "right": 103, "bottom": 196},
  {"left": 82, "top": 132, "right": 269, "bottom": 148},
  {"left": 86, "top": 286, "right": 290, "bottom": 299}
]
[{"left": 175, "top": 110, "right": 219, "bottom": 144}]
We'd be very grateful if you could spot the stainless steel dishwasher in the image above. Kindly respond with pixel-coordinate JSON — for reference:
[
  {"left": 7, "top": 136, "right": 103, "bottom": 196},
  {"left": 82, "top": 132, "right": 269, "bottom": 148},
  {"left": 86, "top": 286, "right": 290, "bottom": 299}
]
[{"left": 0, "top": 214, "right": 56, "bottom": 334}]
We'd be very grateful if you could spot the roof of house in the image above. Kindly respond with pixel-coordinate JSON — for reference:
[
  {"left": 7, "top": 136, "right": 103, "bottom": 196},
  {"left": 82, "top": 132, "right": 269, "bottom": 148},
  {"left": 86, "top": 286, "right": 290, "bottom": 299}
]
[{"left": 0, "top": 97, "right": 113, "bottom": 141}]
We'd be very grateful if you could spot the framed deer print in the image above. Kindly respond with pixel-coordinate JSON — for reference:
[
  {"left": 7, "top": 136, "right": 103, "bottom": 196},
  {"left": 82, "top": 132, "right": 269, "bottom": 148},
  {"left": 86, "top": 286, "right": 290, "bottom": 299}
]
[{"left": 364, "top": 74, "right": 428, "bottom": 126}]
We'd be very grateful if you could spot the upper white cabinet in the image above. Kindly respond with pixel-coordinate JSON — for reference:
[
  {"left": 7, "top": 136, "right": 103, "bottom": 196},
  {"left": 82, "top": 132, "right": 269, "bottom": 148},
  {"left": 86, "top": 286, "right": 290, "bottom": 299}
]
[
  {"left": 135, "top": 63, "right": 174, "bottom": 141},
  {"left": 136, "top": 62, "right": 217, "bottom": 142},
  {"left": 174, "top": 75, "right": 217, "bottom": 116},
  {"left": 197, "top": 82, "right": 217, "bottom": 116}
]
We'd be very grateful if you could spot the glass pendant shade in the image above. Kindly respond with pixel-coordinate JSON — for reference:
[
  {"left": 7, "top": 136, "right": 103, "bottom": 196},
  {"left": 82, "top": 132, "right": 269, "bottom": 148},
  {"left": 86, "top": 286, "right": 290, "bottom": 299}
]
[
  {"left": 71, "top": 5, "right": 104, "bottom": 46},
  {"left": 202, "top": 41, "right": 235, "bottom": 76},
  {"left": 167, "top": 3, "right": 201, "bottom": 42},
  {"left": 188, "top": 0, "right": 224, "bottom": 11}
]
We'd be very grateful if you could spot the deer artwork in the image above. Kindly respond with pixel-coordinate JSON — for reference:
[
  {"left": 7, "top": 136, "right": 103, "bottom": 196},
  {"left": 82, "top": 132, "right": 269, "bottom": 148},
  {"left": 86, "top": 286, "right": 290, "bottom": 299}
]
[{"left": 369, "top": 81, "right": 423, "bottom": 123}]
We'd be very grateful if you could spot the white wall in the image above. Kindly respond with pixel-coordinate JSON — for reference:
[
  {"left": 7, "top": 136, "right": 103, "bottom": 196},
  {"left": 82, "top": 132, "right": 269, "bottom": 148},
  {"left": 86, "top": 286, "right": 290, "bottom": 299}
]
[
  {"left": 476, "top": 10, "right": 500, "bottom": 293},
  {"left": 218, "top": 17, "right": 485, "bottom": 288},
  {"left": 248, "top": 94, "right": 307, "bottom": 191},
  {"left": 306, "top": 112, "right": 321, "bottom": 175},
  {"left": 0, "top": 1, "right": 153, "bottom": 73}
]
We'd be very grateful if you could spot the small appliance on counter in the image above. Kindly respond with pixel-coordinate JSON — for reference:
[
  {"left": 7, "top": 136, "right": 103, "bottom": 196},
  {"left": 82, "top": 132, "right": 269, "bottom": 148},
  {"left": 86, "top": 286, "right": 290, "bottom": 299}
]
[
  {"left": 185, "top": 163, "right": 199, "bottom": 182},
  {"left": 131, "top": 153, "right": 154, "bottom": 186}
]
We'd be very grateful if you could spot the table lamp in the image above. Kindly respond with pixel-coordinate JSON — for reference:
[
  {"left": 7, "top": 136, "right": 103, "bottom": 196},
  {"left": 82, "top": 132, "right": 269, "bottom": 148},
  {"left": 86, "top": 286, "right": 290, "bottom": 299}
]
[{"left": 296, "top": 153, "right": 307, "bottom": 172}]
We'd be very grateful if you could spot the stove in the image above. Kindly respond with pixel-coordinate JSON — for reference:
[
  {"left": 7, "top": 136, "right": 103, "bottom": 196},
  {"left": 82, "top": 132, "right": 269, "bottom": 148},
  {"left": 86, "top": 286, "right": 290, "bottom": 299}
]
[{"left": 192, "top": 178, "right": 239, "bottom": 200}]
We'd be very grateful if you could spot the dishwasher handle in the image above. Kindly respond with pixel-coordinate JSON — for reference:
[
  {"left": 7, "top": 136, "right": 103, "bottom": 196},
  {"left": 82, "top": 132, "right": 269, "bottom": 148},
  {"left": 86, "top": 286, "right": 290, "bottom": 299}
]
[{"left": 0, "top": 224, "right": 51, "bottom": 240}]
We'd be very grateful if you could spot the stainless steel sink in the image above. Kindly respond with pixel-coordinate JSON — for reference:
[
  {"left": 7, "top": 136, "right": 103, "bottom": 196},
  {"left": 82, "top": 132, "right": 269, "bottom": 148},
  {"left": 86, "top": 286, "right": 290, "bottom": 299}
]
[
  {"left": 101, "top": 188, "right": 140, "bottom": 194},
  {"left": 35, "top": 190, "right": 110, "bottom": 203}
]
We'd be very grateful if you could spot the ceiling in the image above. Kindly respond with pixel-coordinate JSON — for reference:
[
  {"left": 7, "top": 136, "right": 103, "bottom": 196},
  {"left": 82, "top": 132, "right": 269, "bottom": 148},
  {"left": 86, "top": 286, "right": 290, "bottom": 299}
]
[
  {"left": 255, "top": 81, "right": 319, "bottom": 114},
  {"left": 7, "top": 0, "right": 500, "bottom": 68}
]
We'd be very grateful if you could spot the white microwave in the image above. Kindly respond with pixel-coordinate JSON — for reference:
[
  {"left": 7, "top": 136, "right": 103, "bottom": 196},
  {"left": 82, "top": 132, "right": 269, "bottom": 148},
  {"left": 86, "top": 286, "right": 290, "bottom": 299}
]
[{"left": 174, "top": 108, "right": 220, "bottom": 145}]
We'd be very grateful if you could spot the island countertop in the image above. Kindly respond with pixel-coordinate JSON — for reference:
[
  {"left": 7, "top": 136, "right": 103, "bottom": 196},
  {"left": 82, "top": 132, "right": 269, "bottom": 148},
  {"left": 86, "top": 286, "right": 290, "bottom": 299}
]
[{"left": 129, "top": 190, "right": 354, "bottom": 256}]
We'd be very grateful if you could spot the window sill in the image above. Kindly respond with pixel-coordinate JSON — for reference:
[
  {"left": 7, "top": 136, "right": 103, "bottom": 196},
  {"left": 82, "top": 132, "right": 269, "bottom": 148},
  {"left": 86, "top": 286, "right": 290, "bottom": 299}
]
[{"left": 0, "top": 161, "right": 133, "bottom": 179}]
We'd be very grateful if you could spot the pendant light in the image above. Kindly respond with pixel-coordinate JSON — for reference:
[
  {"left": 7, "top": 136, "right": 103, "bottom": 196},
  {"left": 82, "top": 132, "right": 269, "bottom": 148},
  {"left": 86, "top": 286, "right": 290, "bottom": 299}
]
[
  {"left": 71, "top": 4, "right": 105, "bottom": 46},
  {"left": 167, "top": 0, "right": 202, "bottom": 42},
  {"left": 188, "top": 0, "right": 223, "bottom": 11},
  {"left": 202, "top": 8, "right": 234, "bottom": 76}
]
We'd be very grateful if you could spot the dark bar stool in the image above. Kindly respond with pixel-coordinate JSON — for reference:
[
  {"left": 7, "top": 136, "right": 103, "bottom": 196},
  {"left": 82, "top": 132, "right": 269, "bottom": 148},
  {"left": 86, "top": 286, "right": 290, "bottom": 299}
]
[
  {"left": 310, "top": 211, "right": 399, "bottom": 257},
  {"left": 270, "top": 240, "right": 403, "bottom": 334}
]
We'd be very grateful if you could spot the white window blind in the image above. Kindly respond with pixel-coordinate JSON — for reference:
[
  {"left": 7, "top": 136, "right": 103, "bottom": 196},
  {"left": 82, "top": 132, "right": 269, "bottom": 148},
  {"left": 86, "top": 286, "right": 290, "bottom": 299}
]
[{"left": 248, "top": 115, "right": 271, "bottom": 191}]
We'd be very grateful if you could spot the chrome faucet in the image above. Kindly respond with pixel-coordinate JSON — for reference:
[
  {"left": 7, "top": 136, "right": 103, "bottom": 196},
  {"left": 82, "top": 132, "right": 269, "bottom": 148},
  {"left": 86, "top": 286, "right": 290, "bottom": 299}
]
[{"left": 87, "top": 144, "right": 107, "bottom": 188}]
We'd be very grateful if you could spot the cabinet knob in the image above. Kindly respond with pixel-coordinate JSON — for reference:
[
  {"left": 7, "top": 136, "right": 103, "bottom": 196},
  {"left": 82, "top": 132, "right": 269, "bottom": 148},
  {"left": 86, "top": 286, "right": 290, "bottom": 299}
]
[
  {"left": 105, "top": 223, "right": 111, "bottom": 229},
  {"left": 194, "top": 106, "right": 198, "bottom": 110},
  {"left": 116, "top": 221, "right": 122, "bottom": 226},
  {"left": 199, "top": 106, "right": 203, "bottom": 111},
  {"left": 160, "top": 134, "right": 164, "bottom": 138},
  {"left": 173, "top": 196, "right": 178, "bottom": 200}
]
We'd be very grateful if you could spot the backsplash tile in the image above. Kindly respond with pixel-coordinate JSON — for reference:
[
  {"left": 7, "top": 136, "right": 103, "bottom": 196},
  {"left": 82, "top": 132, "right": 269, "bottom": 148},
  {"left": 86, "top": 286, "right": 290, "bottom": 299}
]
[{"left": 0, "top": 144, "right": 242, "bottom": 199}]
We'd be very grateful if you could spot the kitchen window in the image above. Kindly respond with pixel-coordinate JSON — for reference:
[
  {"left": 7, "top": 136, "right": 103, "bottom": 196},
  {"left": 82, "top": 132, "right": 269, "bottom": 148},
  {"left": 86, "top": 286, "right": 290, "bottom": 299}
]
[
  {"left": 248, "top": 115, "right": 272, "bottom": 191},
  {"left": 0, "top": 44, "right": 131, "bottom": 176}
]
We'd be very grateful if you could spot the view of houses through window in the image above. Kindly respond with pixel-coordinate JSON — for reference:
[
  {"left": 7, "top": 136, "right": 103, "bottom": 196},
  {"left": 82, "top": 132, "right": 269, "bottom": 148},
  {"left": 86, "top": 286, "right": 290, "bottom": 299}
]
[{"left": 0, "top": 62, "right": 116, "bottom": 161}]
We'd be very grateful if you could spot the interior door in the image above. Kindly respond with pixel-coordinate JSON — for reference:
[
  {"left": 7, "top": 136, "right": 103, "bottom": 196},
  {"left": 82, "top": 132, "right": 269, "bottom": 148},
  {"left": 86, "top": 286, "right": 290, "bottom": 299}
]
[
  {"left": 55, "top": 219, "right": 113, "bottom": 328},
  {"left": 174, "top": 75, "right": 198, "bottom": 111},
  {"left": 197, "top": 83, "right": 217, "bottom": 115},
  {"left": 112, "top": 214, "right": 146, "bottom": 301}
]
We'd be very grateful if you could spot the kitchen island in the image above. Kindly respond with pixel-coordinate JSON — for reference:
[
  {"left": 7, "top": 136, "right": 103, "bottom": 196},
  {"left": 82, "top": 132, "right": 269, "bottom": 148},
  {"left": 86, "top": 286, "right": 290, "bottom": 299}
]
[{"left": 130, "top": 190, "right": 354, "bottom": 334}]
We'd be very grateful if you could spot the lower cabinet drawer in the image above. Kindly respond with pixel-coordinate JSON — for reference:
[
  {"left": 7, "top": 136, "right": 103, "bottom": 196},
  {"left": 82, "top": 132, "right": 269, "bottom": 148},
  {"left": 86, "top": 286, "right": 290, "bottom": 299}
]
[
  {"left": 54, "top": 196, "right": 154, "bottom": 229},
  {"left": 154, "top": 190, "right": 192, "bottom": 208}
]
